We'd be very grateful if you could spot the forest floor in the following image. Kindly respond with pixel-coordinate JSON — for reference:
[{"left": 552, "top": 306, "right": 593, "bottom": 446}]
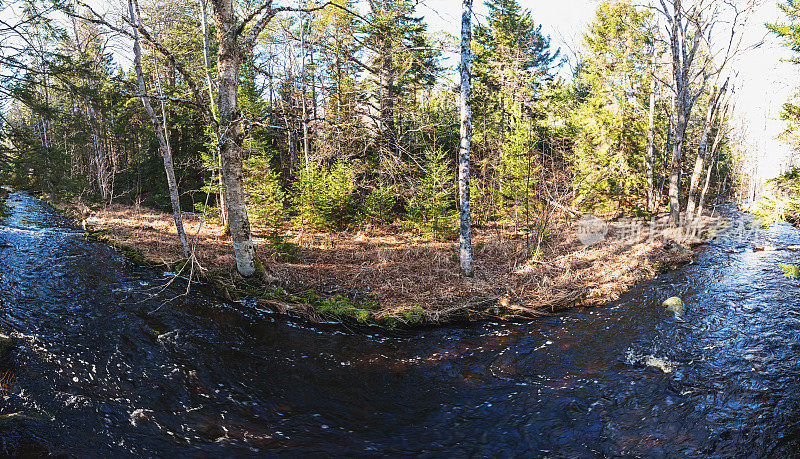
[{"left": 48, "top": 197, "right": 726, "bottom": 327}]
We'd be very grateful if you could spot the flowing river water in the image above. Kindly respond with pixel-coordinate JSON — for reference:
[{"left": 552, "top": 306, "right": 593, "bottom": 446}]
[{"left": 1, "top": 190, "right": 800, "bottom": 456}]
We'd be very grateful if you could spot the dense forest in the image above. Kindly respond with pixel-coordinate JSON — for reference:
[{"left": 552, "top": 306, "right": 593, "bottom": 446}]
[
  {"left": 9, "top": 1, "right": 800, "bottom": 455},
  {"left": 756, "top": 0, "right": 800, "bottom": 230},
  {"left": 0, "top": 0, "right": 757, "bottom": 278}
]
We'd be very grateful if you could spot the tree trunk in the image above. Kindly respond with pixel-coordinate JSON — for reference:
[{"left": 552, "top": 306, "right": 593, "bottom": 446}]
[
  {"left": 129, "top": 0, "right": 190, "bottom": 259},
  {"left": 86, "top": 104, "right": 108, "bottom": 201},
  {"left": 668, "top": 102, "right": 686, "bottom": 225},
  {"left": 379, "top": 46, "right": 396, "bottom": 183},
  {"left": 655, "top": 106, "right": 672, "bottom": 210},
  {"left": 684, "top": 88, "right": 716, "bottom": 221},
  {"left": 300, "top": 11, "right": 310, "bottom": 166},
  {"left": 459, "top": 0, "right": 474, "bottom": 276},
  {"left": 697, "top": 156, "right": 715, "bottom": 218},
  {"left": 646, "top": 46, "right": 657, "bottom": 213},
  {"left": 686, "top": 80, "right": 727, "bottom": 220},
  {"left": 369, "top": 1, "right": 397, "bottom": 186},
  {"left": 663, "top": 0, "right": 710, "bottom": 225},
  {"left": 211, "top": 0, "right": 259, "bottom": 277},
  {"left": 667, "top": 0, "right": 684, "bottom": 225},
  {"left": 697, "top": 98, "right": 730, "bottom": 218}
]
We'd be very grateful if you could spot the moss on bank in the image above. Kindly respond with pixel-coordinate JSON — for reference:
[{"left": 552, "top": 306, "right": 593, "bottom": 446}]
[
  {"left": 80, "top": 225, "right": 588, "bottom": 327},
  {"left": 81, "top": 222, "right": 455, "bottom": 327},
  {"left": 36, "top": 190, "right": 722, "bottom": 328}
]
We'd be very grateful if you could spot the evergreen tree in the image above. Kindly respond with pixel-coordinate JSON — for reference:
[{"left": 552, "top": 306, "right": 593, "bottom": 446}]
[
  {"left": 572, "top": 1, "right": 654, "bottom": 216},
  {"left": 363, "top": 0, "right": 443, "bottom": 184},
  {"left": 471, "top": 0, "right": 559, "bottom": 225},
  {"left": 769, "top": 1, "right": 800, "bottom": 154}
]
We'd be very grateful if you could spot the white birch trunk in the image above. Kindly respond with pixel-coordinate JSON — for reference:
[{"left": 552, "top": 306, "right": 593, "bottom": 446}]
[
  {"left": 697, "top": 98, "right": 730, "bottom": 218},
  {"left": 667, "top": 0, "right": 684, "bottom": 225},
  {"left": 129, "top": 0, "right": 191, "bottom": 259},
  {"left": 86, "top": 104, "right": 108, "bottom": 200},
  {"left": 209, "top": 0, "right": 259, "bottom": 277},
  {"left": 686, "top": 79, "right": 728, "bottom": 220},
  {"left": 459, "top": 0, "right": 474, "bottom": 276}
]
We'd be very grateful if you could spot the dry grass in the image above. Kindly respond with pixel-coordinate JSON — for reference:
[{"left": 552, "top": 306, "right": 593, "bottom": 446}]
[
  {"left": 57, "top": 199, "right": 724, "bottom": 322},
  {"left": 0, "top": 371, "right": 16, "bottom": 396}
]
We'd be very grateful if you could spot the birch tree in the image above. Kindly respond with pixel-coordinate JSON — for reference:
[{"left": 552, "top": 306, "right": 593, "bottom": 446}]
[
  {"left": 204, "top": 0, "right": 284, "bottom": 276},
  {"left": 660, "top": 0, "right": 704, "bottom": 225},
  {"left": 199, "top": 0, "right": 227, "bottom": 230},
  {"left": 459, "top": 0, "right": 473, "bottom": 276},
  {"left": 128, "top": 0, "right": 190, "bottom": 258},
  {"left": 75, "top": 0, "right": 263, "bottom": 275},
  {"left": 657, "top": 0, "right": 756, "bottom": 225},
  {"left": 696, "top": 93, "right": 731, "bottom": 218}
]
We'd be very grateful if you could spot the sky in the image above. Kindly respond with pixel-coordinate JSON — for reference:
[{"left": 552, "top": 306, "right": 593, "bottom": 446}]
[
  {"left": 418, "top": 0, "right": 601, "bottom": 76},
  {"left": 3, "top": 0, "right": 796, "bottom": 185},
  {"left": 417, "top": 0, "right": 798, "bottom": 185}
]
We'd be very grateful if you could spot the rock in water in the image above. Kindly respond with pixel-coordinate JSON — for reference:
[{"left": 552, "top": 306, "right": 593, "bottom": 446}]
[
  {"left": 662, "top": 297, "right": 685, "bottom": 317},
  {"left": 0, "top": 332, "right": 12, "bottom": 355},
  {"left": 0, "top": 411, "right": 55, "bottom": 425}
]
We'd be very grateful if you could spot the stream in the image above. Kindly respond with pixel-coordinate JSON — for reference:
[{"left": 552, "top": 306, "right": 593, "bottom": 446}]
[{"left": 1, "top": 189, "right": 800, "bottom": 456}]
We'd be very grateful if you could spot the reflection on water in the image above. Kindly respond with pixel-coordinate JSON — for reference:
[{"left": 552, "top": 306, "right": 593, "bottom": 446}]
[{"left": 1, "top": 190, "right": 800, "bottom": 455}]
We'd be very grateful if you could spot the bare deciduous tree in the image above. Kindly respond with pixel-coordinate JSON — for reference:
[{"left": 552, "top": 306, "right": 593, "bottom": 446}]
[{"left": 128, "top": 0, "right": 190, "bottom": 258}]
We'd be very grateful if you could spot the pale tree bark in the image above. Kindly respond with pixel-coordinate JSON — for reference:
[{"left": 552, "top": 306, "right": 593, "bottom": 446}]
[
  {"left": 199, "top": 0, "right": 217, "bottom": 117},
  {"left": 665, "top": 0, "right": 682, "bottom": 225},
  {"left": 459, "top": 0, "right": 473, "bottom": 276},
  {"left": 697, "top": 150, "right": 716, "bottom": 218},
  {"left": 697, "top": 96, "right": 731, "bottom": 218},
  {"left": 658, "top": 0, "right": 756, "bottom": 225},
  {"left": 215, "top": 9, "right": 257, "bottom": 276},
  {"left": 129, "top": 0, "right": 190, "bottom": 259},
  {"left": 686, "top": 78, "right": 728, "bottom": 220},
  {"left": 655, "top": 103, "right": 673, "bottom": 209},
  {"left": 663, "top": 0, "right": 702, "bottom": 226},
  {"left": 86, "top": 104, "right": 108, "bottom": 200},
  {"left": 660, "top": 0, "right": 718, "bottom": 225},
  {"left": 667, "top": 100, "right": 687, "bottom": 225},
  {"left": 207, "top": 0, "right": 279, "bottom": 276},
  {"left": 646, "top": 45, "right": 657, "bottom": 213}
]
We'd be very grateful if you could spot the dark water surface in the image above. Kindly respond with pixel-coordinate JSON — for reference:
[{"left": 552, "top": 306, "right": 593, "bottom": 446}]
[{"left": 1, "top": 190, "right": 800, "bottom": 456}]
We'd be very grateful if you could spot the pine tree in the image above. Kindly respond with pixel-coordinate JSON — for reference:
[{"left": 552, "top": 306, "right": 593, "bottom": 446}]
[
  {"left": 471, "top": 0, "right": 558, "bottom": 224},
  {"left": 573, "top": 1, "right": 654, "bottom": 216}
]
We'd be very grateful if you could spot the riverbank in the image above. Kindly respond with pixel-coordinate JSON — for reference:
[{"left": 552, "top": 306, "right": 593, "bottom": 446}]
[{"left": 43, "top": 194, "right": 725, "bottom": 326}]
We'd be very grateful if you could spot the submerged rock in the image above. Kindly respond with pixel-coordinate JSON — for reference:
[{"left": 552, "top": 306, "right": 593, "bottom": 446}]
[
  {"left": 662, "top": 297, "right": 685, "bottom": 317},
  {"left": 0, "top": 332, "right": 11, "bottom": 355},
  {"left": 0, "top": 411, "right": 55, "bottom": 425},
  {"left": 663, "top": 240, "right": 691, "bottom": 253},
  {"left": 625, "top": 349, "right": 678, "bottom": 373}
]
